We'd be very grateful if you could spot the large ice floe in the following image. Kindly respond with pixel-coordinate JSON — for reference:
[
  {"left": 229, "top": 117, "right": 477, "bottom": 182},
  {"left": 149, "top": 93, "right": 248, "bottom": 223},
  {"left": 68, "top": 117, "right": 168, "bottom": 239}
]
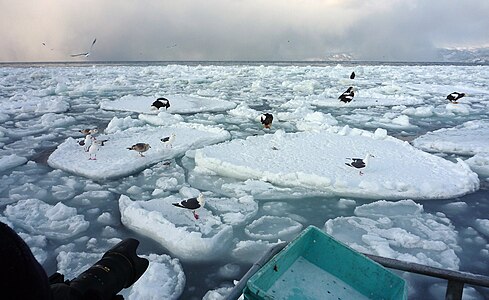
[
  {"left": 119, "top": 190, "right": 240, "bottom": 261},
  {"left": 194, "top": 126, "right": 479, "bottom": 199},
  {"left": 309, "top": 95, "right": 423, "bottom": 108},
  {"left": 412, "top": 120, "right": 489, "bottom": 156},
  {"left": 100, "top": 94, "right": 236, "bottom": 114},
  {"left": 411, "top": 120, "right": 489, "bottom": 178},
  {"left": 325, "top": 200, "right": 460, "bottom": 270},
  {"left": 48, "top": 122, "right": 230, "bottom": 180}
]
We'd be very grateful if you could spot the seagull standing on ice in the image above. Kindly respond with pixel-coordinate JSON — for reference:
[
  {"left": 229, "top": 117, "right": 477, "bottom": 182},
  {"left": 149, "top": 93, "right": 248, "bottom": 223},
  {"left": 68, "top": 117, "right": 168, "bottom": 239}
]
[
  {"left": 345, "top": 153, "right": 374, "bottom": 175},
  {"left": 172, "top": 193, "right": 205, "bottom": 220},
  {"left": 260, "top": 113, "right": 274, "bottom": 129},
  {"left": 88, "top": 137, "right": 100, "bottom": 160},
  {"left": 151, "top": 98, "right": 171, "bottom": 110},
  {"left": 446, "top": 92, "right": 465, "bottom": 104},
  {"left": 127, "top": 143, "right": 151, "bottom": 157},
  {"left": 161, "top": 133, "right": 176, "bottom": 148},
  {"left": 339, "top": 87, "right": 355, "bottom": 103},
  {"left": 82, "top": 134, "right": 93, "bottom": 152},
  {"left": 71, "top": 38, "right": 97, "bottom": 57}
]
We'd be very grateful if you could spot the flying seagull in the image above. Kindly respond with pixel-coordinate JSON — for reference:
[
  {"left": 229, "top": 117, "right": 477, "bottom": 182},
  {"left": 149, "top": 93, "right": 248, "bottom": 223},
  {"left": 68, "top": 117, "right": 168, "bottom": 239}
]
[
  {"left": 172, "top": 193, "right": 205, "bottom": 220},
  {"left": 345, "top": 153, "right": 374, "bottom": 175},
  {"left": 339, "top": 87, "right": 355, "bottom": 103},
  {"left": 71, "top": 38, "right": 97, "bottom": 57},
  {"left": 127, "top": 143, "right": 151, "bottom": 157},
  {"left": 446, "top": 92, "right": 465, "bottom": 104}
]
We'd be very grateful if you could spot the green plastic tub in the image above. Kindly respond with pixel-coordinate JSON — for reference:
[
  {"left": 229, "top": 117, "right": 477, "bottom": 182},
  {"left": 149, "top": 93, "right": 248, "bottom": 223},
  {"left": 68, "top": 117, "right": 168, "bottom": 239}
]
[{"left": 243, "top": 225, "right": 407, "bottom": 300}]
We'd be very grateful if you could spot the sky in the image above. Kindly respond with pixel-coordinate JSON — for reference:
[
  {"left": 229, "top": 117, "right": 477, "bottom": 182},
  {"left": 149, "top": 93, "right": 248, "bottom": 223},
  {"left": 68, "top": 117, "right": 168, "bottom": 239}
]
[{"left": 1, "top": 0, "right": 488, "bottom": 62}]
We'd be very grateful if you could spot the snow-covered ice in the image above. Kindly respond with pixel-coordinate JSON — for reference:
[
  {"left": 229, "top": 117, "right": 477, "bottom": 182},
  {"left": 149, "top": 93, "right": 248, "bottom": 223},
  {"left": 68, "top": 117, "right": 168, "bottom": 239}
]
[
  {"left": 325, "top": 200, "right": 460, "bottom": 269},
  {"left": 100, "top": 94, "right": 236, "bottom": 114},
  {"left": 119, "top": 193, "right": 234, "bottom": 261},
  {"left": 48, "top": 122, "right": 230, "bottom": 180},
  {"left": 194, "top": 127, "right": 479, "bottom": 199},
  {"left": 412, "top": 120, "right": 489, "bottom": 156},
  {"left": 2, "top": 63, "right": 489, "bottom": 299}
]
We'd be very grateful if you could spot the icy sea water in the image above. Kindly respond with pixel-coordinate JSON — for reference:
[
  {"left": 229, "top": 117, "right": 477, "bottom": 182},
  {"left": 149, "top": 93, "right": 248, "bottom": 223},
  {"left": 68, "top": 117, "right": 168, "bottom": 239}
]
[{"left": 1, "top": 61, "right": 489, "bottom": 299}]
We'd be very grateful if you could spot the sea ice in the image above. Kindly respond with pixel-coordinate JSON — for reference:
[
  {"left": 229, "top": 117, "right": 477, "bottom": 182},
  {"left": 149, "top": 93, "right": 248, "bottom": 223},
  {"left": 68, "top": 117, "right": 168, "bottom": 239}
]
[
  {"left": 309, "top": 95, "right": 423, "bottom": 108},
  {"left": 245, "top": 216, "right": 303, "bottom": 240},
  {"left": 0, "top": 154, "right": 27, "bottom": 172},
  {"left": 48, "top": 123, "right": 230, "bottom": 180},
  {"left": 119, "top": 193, "right": 234, "bottom": 261},
  {"left": 412, "top": 120, "right": 489, "bottom": 155},
  {"left": 100, "top": 94, "right": 236, "bottom": 114},
  {"left": 4, "top": 198, "right": 89, "bottom": 240},
  {"left": 466, "top": 153, "right": 489, "bottom": 177},
  {"left": 56, "top": 250, "right": 185, "bottom": 300},
  {"left": 325, "top": 199, "right": 460, "bottom": 269},
  {"left": 194, "top": 127, "right": 479, "bottom": 199}
]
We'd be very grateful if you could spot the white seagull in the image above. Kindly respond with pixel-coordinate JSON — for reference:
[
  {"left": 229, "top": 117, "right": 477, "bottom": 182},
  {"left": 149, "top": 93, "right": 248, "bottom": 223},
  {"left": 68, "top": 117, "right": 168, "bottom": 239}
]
[
  {"left": 345, "top": 153, "right": 374, "bottom": 175},
  {"left": 83, "top": 134, "right": 93, "bottom": 152},
  {"left": 71, "top": 38, "right": 97, "bottom": 57},
  {"left": 172, "top": 193, "right": 205, "bottom": 220},
  {"left": 88, "top": 136, "right": 100, "bottom": 160}
]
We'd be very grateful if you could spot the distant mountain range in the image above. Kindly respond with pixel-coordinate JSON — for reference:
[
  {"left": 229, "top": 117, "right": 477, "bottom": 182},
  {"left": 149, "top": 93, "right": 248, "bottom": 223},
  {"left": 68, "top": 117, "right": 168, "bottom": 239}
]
[
  {"left": 436, "top": 47, "right": 489, "bottom": 64},
  {"left": 324, "top": 47, "right": 489, "bottom": 63}
]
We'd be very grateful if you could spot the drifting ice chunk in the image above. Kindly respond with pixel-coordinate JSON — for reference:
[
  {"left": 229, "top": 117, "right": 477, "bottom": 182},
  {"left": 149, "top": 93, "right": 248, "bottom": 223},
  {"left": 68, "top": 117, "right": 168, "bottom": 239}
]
[
  {"left": 309, "top": 95, "right": 423, "bottom": 108},
  {"left": 119, "top": 194, "right": 233, "bottom": 261},
  {"left": 194, "top": 127, "right": 479, "bottom": 199},
  {"left": 0, "top": 154, "right": 27, "bottom": 172},
  {"left": 325, "top": 199, "right": 460, "bottom": 269},
  {"left": 205, "top": 195, "right": 258, "bottom": 226},
  {"left": 57, "top": 251, "right": 185, "bottom": 300},
  {"left": 412, "top": 120, "right": 489, "bottom": 155},
  {"left": 245, "top": 216, "right": 303, "bottom": 240},
  {"left": 465, "top": 153, "right": 489, "bottom": 177},
  {"left": 231, "top": 240, "right": 286, "bottom": 263},
  {"left": 124, "top": 253, "right": 185, "bottom": 300},
  {"left": 3, "top": 94, "right": 69, "bottom": 115},
  {"left": 100, "top": 94, "right": 236, "bottom": 114},
  {"left": 48, "top": 123, "right": 230, "bottom": 180},
  {"left": 4, "top": 199, "right": 89, "bottom": 240}
]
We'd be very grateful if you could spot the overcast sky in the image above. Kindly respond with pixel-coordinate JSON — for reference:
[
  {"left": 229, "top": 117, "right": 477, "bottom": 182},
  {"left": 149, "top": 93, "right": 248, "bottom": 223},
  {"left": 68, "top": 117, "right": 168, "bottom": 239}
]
[{"left": 1, "top": 0, "right": 488, "bottom": 62}]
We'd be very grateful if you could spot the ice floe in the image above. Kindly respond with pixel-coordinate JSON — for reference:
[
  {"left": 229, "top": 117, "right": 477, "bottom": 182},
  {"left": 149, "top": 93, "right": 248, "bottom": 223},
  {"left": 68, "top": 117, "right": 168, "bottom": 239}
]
[
  {"left": 466, "top": 153, "right": 489, "bottom": 177},
  {"left": 309, "top": 95, "right": 423, "bottom": 108},
  {"left": 194, "top": 127, "right": 479, "bottom": 199},
  {"left": 4, "top": 198, "right": 89, "bottom": 240},
  {"left": 119, "top": 193, "right": 234, "bottom": 261},
  {"left": 325, "top": 199, "right": 460, "bottom": 269},
  {"left": 48, "top": 123, "right": 230, "bottom": 180},
  {"left": 245, "top": 216, "right": 303, "bottom": 240},
  {"left": 56, "top": 249, "right": 185, "bottom": 300},
  {"left": 100, "top": 94, "right": 236, "bottom": 114},
  {"left": 412, "top": 120, "right": 489, "bottom": 156}
]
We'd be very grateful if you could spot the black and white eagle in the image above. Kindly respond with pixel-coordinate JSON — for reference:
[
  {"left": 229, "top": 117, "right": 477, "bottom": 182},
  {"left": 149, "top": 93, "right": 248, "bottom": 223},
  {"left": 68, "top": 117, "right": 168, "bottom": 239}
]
[
  {"left": 446, "top": 92, "right": 465, "bottom": 104},
  {"left": 260, "top": 113, "right": 274, "bottom": 129},
  {"left": 151, "top": 97, "right": 171, "bottom": 110},
  {"left": 339, "top": 87, "right": 355, "bottom": 103}
]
